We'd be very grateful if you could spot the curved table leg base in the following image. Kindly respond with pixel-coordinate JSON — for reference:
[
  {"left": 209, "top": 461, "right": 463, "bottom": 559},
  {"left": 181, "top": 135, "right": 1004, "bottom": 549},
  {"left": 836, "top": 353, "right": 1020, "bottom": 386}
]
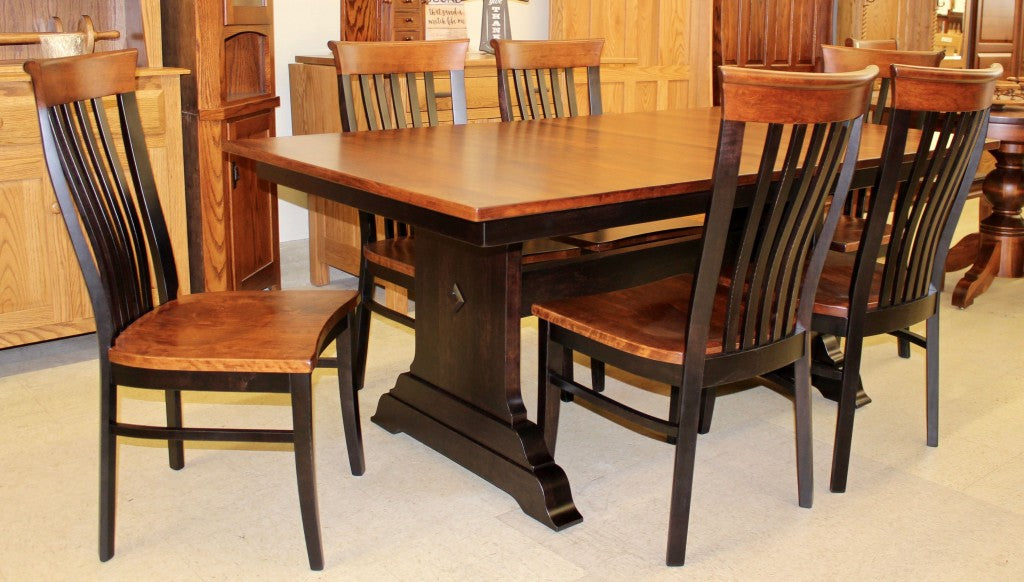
[
  {"left": 372, "top": 373, "right": 583, "bottom": 531},
  {"left": 952, "top": 239, "right": 1001, "bottom": 308}
]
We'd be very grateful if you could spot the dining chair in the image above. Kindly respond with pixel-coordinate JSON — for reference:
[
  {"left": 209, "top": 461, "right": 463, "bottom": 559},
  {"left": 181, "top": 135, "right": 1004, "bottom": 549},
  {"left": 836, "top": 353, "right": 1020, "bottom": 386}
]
[
  {"left": 532, "top": 64, "right": 878, "bottom": 565},
  {"left": 24, "top": 49, "right": 364, "bottom": 571},
  {"left": 490, "top": 38, "right": 705, "bottom": 392},
  {"left": 845, "top": 37, "right": 898, "bottom": 50},
  {"left": 820, "top": 44, "right": 948, "bottom": 367},
  {"left": 811, "top": 63, "right": 1001, "bottom": 493},
  {"left": 822, "top": 43, "right": 946, "bottom": 249},
  {"left": 328, "top": 39, "right": 582, "bottom": 391}
]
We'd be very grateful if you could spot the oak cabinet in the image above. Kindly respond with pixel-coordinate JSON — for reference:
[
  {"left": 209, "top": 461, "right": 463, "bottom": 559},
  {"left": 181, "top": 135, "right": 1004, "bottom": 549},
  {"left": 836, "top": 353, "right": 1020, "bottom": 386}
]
[
  {"left": 161, "top": 0, "right": 281, "bottom": 292},
  {"left": 0, "top": 0, "right": 189, "bottom": 348},
  {"left": 0, "top": 68, "right": 189, "bottom": 348}
]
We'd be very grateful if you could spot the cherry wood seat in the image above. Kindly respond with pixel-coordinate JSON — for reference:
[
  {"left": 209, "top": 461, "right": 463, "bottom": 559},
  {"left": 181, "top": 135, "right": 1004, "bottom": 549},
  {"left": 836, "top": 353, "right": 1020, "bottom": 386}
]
[
  {"left": 812, "top": 64, "right": 1000, "bottom": 493},
  {"left": 329, "top": 39, "right": 583, "bottom": 391},
  {"left": 24, "top": 49, "right": 364, "bottom": 571},
  {"left": 532, "top": 64, "right": 878, "bottom": 566}
]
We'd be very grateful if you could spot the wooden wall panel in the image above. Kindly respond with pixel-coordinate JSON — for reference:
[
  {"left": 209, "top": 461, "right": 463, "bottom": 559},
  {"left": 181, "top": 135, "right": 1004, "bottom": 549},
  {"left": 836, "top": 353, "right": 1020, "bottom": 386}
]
[
  {"left": 835, "top": 0, "right": 938, "bottom": 51},
  {"left": 550, "top": 0, "right": 712, "bottom": 110}
]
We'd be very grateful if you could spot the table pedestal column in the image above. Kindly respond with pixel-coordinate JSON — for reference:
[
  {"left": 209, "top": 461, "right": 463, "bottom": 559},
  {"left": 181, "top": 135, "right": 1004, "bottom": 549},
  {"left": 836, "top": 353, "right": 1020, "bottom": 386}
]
[{"left": 953, "top": 139, "right": 1024, "bottom": 308}]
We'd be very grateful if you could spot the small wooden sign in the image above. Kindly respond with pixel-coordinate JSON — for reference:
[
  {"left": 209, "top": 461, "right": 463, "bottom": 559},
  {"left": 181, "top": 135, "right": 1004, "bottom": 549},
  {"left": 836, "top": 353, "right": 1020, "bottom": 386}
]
[{"left": 426, "top": 0, "right": 468, "bottom": 41}]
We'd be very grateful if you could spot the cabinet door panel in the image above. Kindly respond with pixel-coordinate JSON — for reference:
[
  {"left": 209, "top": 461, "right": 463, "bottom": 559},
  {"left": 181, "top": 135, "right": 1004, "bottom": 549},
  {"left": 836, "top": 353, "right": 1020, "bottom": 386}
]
[
  {"left": 225, "top": 111, "right": 280, "bottom": 290},
  {"left": 713, "top": 0, "right": 833, "bottom": 103}
]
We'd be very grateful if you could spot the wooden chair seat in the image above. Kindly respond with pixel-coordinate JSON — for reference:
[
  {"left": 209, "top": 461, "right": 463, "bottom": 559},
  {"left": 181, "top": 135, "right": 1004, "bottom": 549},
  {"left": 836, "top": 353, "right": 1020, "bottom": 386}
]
[
  {"left": 830, "top": 216, "right": 893, "bottom": 253},
  {"left": 364, "top": 237, "right": 416, "bottom": 278},
  {"left": 110, "top": 291, "right": 359, "bottom": 373},
  {"left": 812, "top": 252, "right": 884, "bottom": 317},
  {"left": 533, "top": 274, "right": 741, "bottom": 364}
]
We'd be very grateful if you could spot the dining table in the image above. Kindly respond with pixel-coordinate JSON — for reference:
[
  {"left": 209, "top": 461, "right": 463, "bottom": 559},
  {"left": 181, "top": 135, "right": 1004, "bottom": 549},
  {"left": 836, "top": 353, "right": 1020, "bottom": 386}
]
[{"left": 222, "top": 107, "right": 916, "bottom": 532}]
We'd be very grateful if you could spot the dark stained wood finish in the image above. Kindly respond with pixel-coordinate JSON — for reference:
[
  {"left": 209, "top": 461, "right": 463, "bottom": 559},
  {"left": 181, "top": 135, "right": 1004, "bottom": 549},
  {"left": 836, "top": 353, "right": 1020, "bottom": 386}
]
[
  {"left": 223, "top": 94, "right": 931, "bottom": 535},
  {"left": 24, "top": 50, "right": 364, "bottom": 571},
  {"left": 712, "top": 0, "right": 834, "bottom": 104},
  {"left": 532, "top": 64, "right": 877, "bottom": 566},
  {"left": 810, "top": 64, "right": 1001, "bottom": 493},
  {"left": 953, "top": 105, "right": 1024, "bottom": 307}
]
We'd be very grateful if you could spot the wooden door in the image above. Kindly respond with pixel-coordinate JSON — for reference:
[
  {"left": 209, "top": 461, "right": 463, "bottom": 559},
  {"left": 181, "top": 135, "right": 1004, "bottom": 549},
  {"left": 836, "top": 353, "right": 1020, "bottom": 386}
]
[
  {"left": 549, "top": 0, "right": 714, "bottom": 111},
  {"left": 970, "top": 0, "right": 1023, "bottom": 76},
  {"left": 713, "top": 0, "right": 834, "bottom": 103}
]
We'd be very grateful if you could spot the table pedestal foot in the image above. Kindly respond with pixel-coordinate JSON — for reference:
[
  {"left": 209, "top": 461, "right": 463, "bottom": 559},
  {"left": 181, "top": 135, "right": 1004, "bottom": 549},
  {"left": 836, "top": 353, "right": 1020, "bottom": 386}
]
[
  {"left": 952, "top": 238, "right": 1003, "bottom": 308},
  {"left": 373, "top": 373, "right": 583, "bottom": 531},
  {"left": 946, "top": 232, "right": 980, "bottom": 273},
  {"left": 811, "top": 334, "right": 872, "bottom": 408}
]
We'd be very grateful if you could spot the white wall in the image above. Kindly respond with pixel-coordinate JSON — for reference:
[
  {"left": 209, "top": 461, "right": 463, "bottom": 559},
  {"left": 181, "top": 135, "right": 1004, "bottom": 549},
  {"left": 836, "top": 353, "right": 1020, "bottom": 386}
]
[{"left": 273, "top": 0, "right": 549, "bottom": 242}]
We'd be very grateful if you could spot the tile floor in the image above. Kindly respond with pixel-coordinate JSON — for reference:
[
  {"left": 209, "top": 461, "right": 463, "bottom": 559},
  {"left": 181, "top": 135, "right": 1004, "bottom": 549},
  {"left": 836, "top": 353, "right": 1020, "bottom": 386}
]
[{"left": 1, "top": 210, "right": 1022, "bottom": 580}]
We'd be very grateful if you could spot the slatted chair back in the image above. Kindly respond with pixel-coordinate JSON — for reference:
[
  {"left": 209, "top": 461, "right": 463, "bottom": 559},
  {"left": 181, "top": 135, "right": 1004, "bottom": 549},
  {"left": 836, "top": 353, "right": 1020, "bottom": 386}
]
[
  {"left": 822, "top": 45, "right": 944, "bottom": 125},
  {"left": 491, "top": 38, "right": 603, "bottom": 121},
  {"left": 24, "top": 49, "right": 176, "bottom": 352},
  {"left": 852, "top": 64, "right": 1000, "bottom": 318},
  {"left": 329, "top": 39, "right": 469, "bottom": 240},
  {"left": 701, "top": 65, "right": 877, "bottom": 361}
]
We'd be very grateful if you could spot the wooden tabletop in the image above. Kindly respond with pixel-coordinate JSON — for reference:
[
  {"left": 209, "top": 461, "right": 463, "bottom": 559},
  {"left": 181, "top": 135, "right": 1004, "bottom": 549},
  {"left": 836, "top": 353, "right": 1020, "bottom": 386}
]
[{"left": 225, "top": 108, "right": 910, "bottom": 227}]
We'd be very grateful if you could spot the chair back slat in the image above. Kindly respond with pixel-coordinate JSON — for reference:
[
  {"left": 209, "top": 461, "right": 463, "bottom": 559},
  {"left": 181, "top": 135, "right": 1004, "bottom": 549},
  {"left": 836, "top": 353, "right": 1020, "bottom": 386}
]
[
  {"left": 709, "top": 65, "right": 876, "bottom": 358},
  {"left": 852, "top": 64, "right": 1000, "bottom": 314},
  {"left": 492, "top": 39, "right": 604, "bottom": 121},
  {"left": 329, "top": 40, "right": 469, "bottom": 244},
  {"left": 24, "top": 49, "right": 179, "bottom": 348}
]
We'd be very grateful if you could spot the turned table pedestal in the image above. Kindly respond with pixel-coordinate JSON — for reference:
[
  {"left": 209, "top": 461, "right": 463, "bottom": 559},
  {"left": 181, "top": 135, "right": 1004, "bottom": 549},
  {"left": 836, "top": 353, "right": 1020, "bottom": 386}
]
[{"left": 952, "top": 106, "right": 1024, "bottom": 308}]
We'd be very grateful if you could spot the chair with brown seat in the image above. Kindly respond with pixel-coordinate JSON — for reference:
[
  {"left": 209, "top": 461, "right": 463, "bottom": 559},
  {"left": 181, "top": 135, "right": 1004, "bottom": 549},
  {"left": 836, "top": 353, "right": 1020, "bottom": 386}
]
[
  {"left": 532, "top": 64, "right": 878, "bottom": 565},
  {"left": 820, "top": 44, "right": 949, "bottom": 367},
  {"left": 811, "top": 63, "right": 1001, "bottom": 492},
  {"left": 328, "top": 39, "right": 582, "bottom": 391},
  {"left": 491, "top": 38, "right": 705, "bottom": 392},
  {"left": 24, "top": 49, "right": 364, "bottom": 571}
]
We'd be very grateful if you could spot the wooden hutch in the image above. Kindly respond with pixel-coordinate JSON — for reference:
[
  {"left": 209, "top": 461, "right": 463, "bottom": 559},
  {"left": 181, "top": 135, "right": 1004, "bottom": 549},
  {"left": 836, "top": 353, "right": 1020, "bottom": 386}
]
[
  {"left": 161, "top": 0, "right": 281, "bottom": 292},
  {"left": 0, "top": 0, "right": 189, "bottom": 347}
]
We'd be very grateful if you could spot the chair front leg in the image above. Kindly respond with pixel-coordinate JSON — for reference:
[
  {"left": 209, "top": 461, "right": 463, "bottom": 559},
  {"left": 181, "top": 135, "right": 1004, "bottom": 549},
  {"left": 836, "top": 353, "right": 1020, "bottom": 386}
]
[
  {"left": 926, "top": 312, "right": 940, "bottom": 447},
  {"left": 537, "top": 320, "right": 562, "bottom": 455},
  {"left": 290, "top": 374, "right": 324, "bottom": 570},
  {"left": 335, "top": 321, "right": 365, "bottom": 476},
  {"left": 665, "top": 381, "right": 704, "bottom": 566}
]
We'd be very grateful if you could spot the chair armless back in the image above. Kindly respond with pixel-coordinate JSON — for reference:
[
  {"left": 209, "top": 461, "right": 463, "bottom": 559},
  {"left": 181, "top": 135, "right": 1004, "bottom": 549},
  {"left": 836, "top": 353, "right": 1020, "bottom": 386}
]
[{"left": 491, "top": 38, "right": 604, "bottom": 121}]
